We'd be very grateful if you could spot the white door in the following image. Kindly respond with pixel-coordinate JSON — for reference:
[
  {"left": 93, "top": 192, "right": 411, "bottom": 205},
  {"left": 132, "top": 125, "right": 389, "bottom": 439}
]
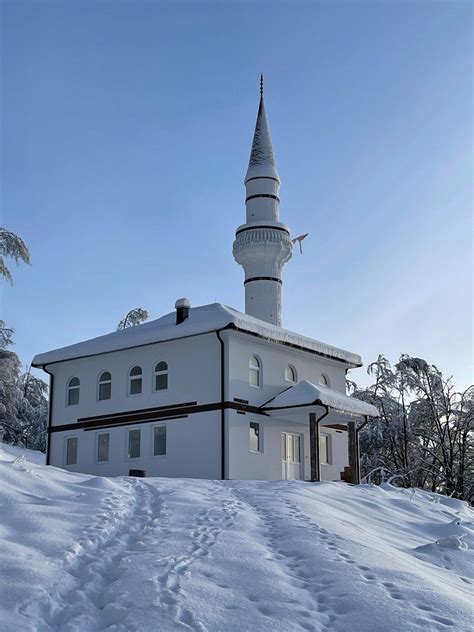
[{"left": 281, "top": 432, "right": 302, "bottom": 480}]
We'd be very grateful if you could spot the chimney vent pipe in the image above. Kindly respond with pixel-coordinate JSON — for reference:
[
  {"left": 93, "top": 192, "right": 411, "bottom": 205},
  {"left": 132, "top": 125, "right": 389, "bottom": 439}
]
[{"left": 175, "top": 298, "right": 191, "bottom": 324}]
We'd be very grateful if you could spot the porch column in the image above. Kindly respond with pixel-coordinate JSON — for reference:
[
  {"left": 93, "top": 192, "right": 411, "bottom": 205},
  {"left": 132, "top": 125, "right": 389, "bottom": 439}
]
[
  {"left": 309, "top": 412, "right": 320, "bottom": 482},
  {"left": 309, "top": 405, "right": 329, "bottom": 482},
  {"left": 354, "top": 415, "right": 369, "bottom": 485},
  {"left": 347, "top": 421, "right": 359, "bottom": 484}
]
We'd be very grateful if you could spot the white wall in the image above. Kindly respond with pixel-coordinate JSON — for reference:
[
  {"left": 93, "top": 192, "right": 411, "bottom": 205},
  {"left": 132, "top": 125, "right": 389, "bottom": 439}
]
[
  {"left": 50, "top": 411, "right": 221, "bottom": 479},
  {"left": 49, "top": 333, "right": 220, "bottom": 427},
  {"left": 47, "top": 333, "right": 222, "bottom": 478},
  {"left": 222, "top": 330, "right": 350, "bottom": 480},
  {"left": 226, "top": 409, "right": 347, "bottom": 481},
  {"left": 45, "top": 327, "right": 353, "bottom": 481},
  {"left": 320, "top": 426, "right": 349, "bottom": 481},
  {"left": 224, "top": 329, "right": 348, "bottom": 406}
]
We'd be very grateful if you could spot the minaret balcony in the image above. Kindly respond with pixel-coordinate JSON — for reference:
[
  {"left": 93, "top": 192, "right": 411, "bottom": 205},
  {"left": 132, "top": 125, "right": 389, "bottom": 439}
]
[{"left": 233, "top": 224, "right": 293, "bottom": 278}]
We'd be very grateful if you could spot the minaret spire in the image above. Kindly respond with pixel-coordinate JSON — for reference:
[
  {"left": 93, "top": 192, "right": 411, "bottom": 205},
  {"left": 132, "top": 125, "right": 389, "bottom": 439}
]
[
  {"left": 233, "top": 78, "right": 292, "bottom": 327},
  {"left": 245, "top": 76, "right": 280, "bottom": 183}
]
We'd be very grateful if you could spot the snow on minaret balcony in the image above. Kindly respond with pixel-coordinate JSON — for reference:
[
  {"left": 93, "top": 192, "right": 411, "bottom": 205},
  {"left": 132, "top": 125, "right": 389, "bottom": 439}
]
[{"left": 233, "top": 76, "right": 292, "bottom": 327}]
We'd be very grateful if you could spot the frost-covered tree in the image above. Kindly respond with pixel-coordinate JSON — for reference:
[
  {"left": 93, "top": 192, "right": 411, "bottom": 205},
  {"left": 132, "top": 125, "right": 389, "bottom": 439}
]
[
  {"left": 0, "top": 328, "right": 48, "bottom": 452},
  {"left": 0, "top": 229, "right": 47, "bottom": 450},
  {"left": 117, "top": 307, "right": 149, "bottom": 331},
  {"left": 0, "top": 227, "right": 30, "bottom": 284},
  {"left": 350, "top": 355, "right": 473, "bottom": 501},
  {"left": 0, "top": 322, "right": 14, "bottom": 349},
  {"left": 0, "top": 228, "right": 30, "bottom": 347}
]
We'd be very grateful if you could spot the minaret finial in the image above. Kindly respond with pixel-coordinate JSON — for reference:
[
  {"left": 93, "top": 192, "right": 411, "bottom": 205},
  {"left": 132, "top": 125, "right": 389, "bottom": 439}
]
[{"left": 260, "top": 74, "right": 264, "bottom": 98}]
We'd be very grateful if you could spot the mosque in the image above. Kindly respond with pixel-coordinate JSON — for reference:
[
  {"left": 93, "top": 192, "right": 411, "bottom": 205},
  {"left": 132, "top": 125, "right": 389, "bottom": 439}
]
[{"left": 33, "top": 78, "right": 377, "bottom": 481}]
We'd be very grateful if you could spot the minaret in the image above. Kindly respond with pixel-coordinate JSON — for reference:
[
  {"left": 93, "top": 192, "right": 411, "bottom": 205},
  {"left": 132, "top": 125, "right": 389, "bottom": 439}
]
[{"left": 233, "top": 76, "right": 292, "bottom": 326}]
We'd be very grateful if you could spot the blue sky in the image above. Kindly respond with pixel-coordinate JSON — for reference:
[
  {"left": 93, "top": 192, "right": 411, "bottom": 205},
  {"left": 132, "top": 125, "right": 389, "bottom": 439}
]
[{"left": 1, "top": 1, "right": 472, "bottom": 389}]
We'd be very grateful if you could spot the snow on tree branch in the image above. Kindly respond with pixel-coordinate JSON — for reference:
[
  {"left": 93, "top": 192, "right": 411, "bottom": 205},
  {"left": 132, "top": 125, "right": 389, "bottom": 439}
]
[
  {"left": 116, "top": 308, "right": 149, "bottom": 331},
  {"left": 0, "top": 228, "right": 30, "bottom": 284}
]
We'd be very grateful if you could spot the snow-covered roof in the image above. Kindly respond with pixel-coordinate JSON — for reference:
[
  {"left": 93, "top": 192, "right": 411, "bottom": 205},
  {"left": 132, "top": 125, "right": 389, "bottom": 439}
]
[
  {"left": 32, "top": 303, "right": 362, "bottom": 368},
  {"left": 245, "top": 96, "right": 280, "bottom": 183},
  {"left": 263, "top": 380, "right": 379, "bottom": 417}
]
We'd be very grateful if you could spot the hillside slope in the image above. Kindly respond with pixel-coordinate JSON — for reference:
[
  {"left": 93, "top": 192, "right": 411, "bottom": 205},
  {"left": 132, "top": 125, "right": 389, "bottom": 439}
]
[{"left": 0, "top": 445, "right": 472, "bottom": 632}]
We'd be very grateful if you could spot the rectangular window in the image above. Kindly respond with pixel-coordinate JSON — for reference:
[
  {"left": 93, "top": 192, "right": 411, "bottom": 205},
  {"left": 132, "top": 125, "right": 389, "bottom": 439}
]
[
  {"left": 294, "top": 435, "right": 301, "bottom": 463},
  {"left": 130, "top": 377, "right": 142, "bottom": 395},
  {"left": 288, "top": 435, "right": 300, "bottom": 463},
  {"left": 99, "top": 382, "right": 111, "bottom": 401},
  {"left": 153, "top": 426, "right": 167, "bottom": 456},
  {"left": 320, "top": 434, "right": 330, "bottom": 465},
  {"left": 66, "top": 437, "right": 78, "bottom": 465},
  {"left": 249, "top": 368, "right": 259, "bottom": 387},
  {"left": 287, "top": 433, "right": 295, "bottom": 462},
  {"left": 155, "top": 373, "right": 168, "bottom": 391},
  {"left": 128, "top": 429, "right": 141, "bottom": 459},
  {"left": 249, "top": 421, "right": 262, "bottom": 453},
  {"left": 68, "top": 388, "right": 79, "bottom": 406},
  {"left": 97, "top": 433, "right": 110, "bottom": 462}
]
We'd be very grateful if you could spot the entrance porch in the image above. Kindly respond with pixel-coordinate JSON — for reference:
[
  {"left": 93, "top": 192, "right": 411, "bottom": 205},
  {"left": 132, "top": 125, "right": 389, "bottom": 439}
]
[{"left": 262, "top": 380, "right": 379, "bottom": 484}]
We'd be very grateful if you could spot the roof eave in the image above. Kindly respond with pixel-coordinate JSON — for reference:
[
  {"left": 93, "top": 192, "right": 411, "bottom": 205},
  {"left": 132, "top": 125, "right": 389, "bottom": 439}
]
[
  {"left": 263, "top": 398, "right": 379, "bottom": 418},
  {"left": 31, "top": 318, "right": 362, "bottom": 370}
]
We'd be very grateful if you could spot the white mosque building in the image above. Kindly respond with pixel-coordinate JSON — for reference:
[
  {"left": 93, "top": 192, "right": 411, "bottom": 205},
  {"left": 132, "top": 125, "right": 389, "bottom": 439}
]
[{"left": 33, "top": 79, "right": 377, "bottom": 482}]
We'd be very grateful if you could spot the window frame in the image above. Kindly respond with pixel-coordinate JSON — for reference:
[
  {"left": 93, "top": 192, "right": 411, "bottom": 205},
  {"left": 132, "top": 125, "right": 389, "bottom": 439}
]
[
  {"left": 319, "top": 433, "right": 331, "bottom": 465},
  {"left": 249, "top": 420, "right": 263, "bottom": 454},
  {"left": 97, "top": 432, "right": 110, "bottom": 463},
  {"left": 66, "top": 376, "right": 80, "bottom": 406},
  {"left": 153, "top": 361, "right": 169, "bottom": 392},
  {"left": 127, "top": 427, "right": 141, "bottom": 460},
  {"left": 152, "top": 424, "right": 167, "bottom": 457},
  {"left": 249, "top": 355, "right": 262, "bottom": 389},
  {"left": 128, "top": 365, "right": 143, "bottom": 396},
  {"left": 319, "top": 373, "right": 330, "bottom": 387},
  {"left": 65, "top": 435, "right": 78, "bottom": 466},
  {"left": 98, "top": 371, "right": 112, "bottom": 401},
  {"left": 285, "top": 364, "right": 297, "bottom": 383}
]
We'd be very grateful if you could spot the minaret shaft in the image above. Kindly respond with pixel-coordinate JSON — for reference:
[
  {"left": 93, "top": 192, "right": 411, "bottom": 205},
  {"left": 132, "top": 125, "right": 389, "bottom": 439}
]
[{"left": 233, "top": 81, "right": 292, "bottom": 327}]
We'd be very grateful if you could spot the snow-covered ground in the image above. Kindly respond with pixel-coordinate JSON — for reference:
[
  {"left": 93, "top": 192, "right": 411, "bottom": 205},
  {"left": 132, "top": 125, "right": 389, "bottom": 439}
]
[{"left": 0, "top": 445, "right": 472, "bottom": 632}]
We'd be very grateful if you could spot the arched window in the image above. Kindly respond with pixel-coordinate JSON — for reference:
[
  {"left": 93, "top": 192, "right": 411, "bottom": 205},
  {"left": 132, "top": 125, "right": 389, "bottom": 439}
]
[
  {"left": 98, "top": 371, "right": 112, "bottom": 400},
  {"left": 154, "top": 361, "right": 168, "bottom": 391},
  {"left": 67, "top": 377, "right": 80, "bottom": 406},
  {"left": 285, "top": 365, "right": 297, "bottom": 383},
  {"left": 129, "top": 366, "right": 142, "bottom": 395},
  {"left": 319, "top": 374, "right": 329, "bottom": 387},
  {"left": 249, "top": 355, "right": 262, "bottom": 388}
]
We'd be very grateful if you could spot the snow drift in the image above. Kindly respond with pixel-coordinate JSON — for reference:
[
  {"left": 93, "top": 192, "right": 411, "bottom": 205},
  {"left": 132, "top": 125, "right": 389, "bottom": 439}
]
[{"left": 0, "top": 444, "right": 472, "bottom": 632}]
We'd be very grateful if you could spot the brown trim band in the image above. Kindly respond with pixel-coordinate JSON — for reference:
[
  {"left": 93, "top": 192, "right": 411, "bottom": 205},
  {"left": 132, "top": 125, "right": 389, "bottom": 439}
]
[
  {"left": 324, "top": 424, "right": 348, "bottom": 431},
  {"left": 263, "top": 398, "right": 326, "bottom": 412},
  {"left": 245, "top": 194, "right": 280, "bottom": 203},
  {"left": 49, "top": 400, "right": 265, "bottom": 434},
  {"left": 77, "top": 400, "right": 197, "bottom": 424},
  {"left": 244, "top": 276, "right": 282, "bottom": 285},
  {"left": 235, "top": 225, "right": 289, "bottom": 237},
  {"left": 86, "top": 414, "right": 188, "bottom": 432},
  {"left": 245, "top": 176, "right": 279, "bottom": 184}
]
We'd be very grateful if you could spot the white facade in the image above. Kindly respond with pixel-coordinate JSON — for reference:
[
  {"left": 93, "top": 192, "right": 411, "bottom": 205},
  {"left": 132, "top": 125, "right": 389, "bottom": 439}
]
[
  {"left": 47, "top": 333, "right": 222, "bottom": 479},
  {"left": 40, "top": 323, "right": 351, "bottom": 481},
  {"left": 33, "top": 80, "right": 369, "bottom": 482}
]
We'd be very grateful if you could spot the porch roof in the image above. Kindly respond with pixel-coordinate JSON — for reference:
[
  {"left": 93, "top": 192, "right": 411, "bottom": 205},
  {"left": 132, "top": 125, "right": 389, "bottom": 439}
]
[{"left": 262, "top": 380, "right": 379, "bottom": 418}]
